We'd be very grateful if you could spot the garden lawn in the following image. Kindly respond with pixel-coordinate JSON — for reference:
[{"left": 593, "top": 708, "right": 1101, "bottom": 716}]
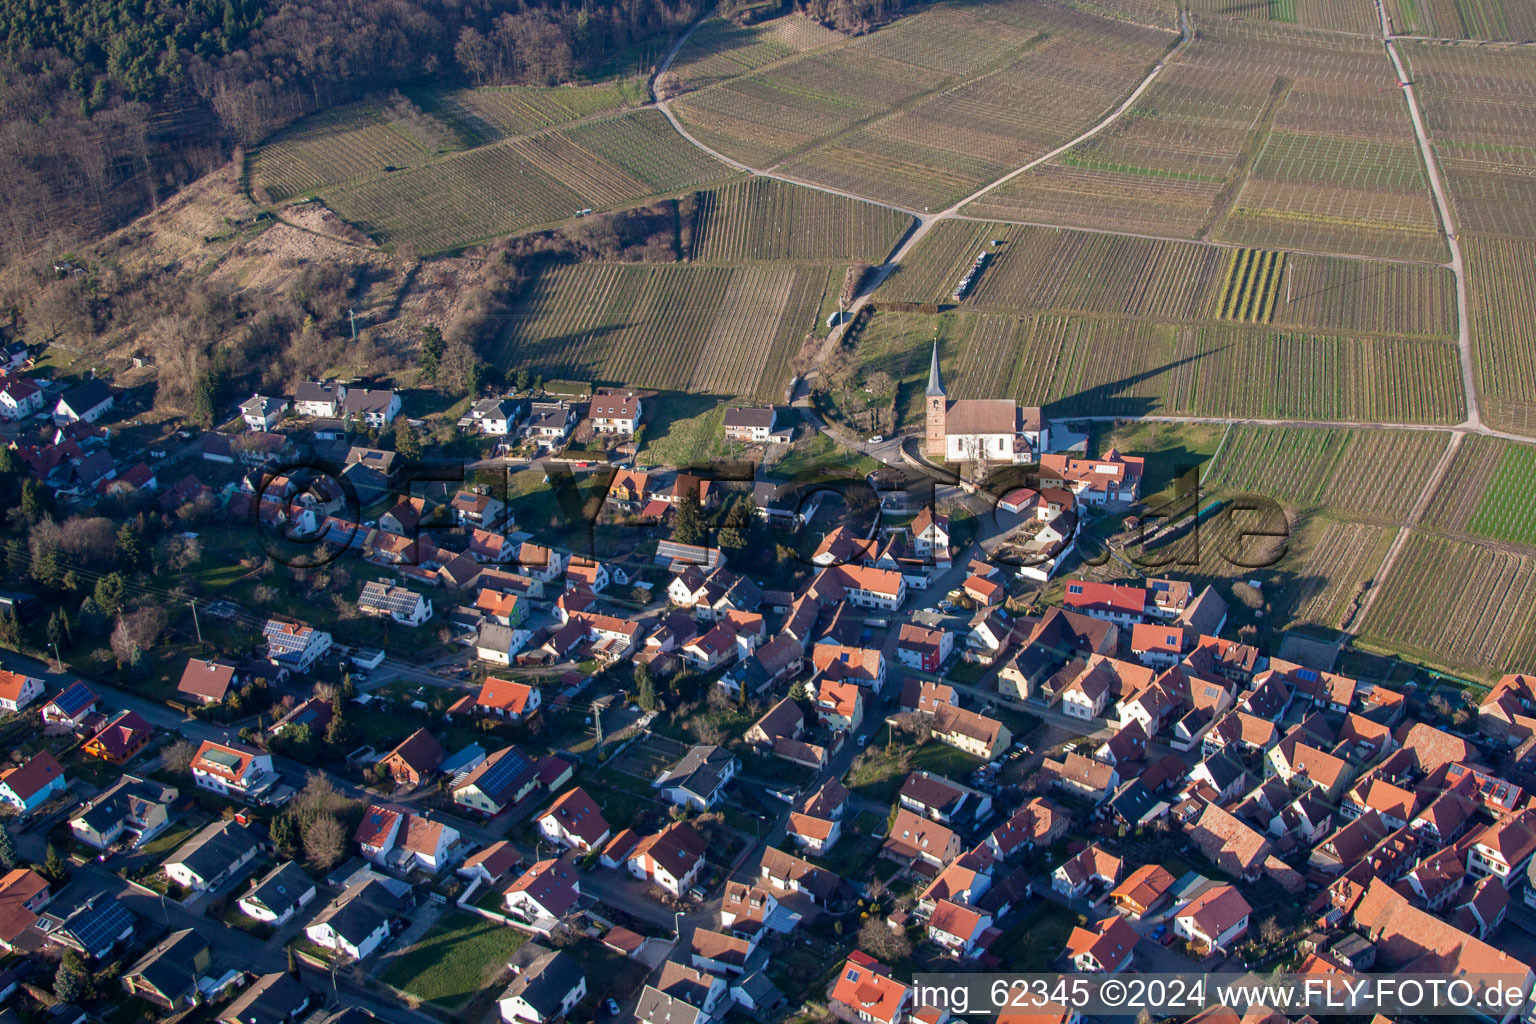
[{"left": 380, "top": 912, "right": 528, "bottom": 1010}]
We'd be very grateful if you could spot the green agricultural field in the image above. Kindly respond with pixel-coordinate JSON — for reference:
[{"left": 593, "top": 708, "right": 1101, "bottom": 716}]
[
  {"left": 493, "top": 262, "right": 834, "bottom": 399},
  {"left": 877, "top": 220, "right": 1456, "bottom": 340},
  {"left": 1467, "top": 441, "right": 1536, "bottom": 549},
  {"left": 851, "top": 309, "right": 1464, "bottom": 429},
  {"left": 1203, "top": 425, "right": 1450, "bottom": 521},
  {"left": 1360, "top": 530, "right": 1536, "bottom": 677},
  {"left": 1217, "top": 249, "right": 1285, "bottom": 323}
]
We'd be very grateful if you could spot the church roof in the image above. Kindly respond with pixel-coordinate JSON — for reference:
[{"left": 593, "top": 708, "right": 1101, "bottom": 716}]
[
  {"left": 945, "top": 399, "right": 1018, "bottom": 436},
  {"left": 926, "top": 341, "right": 945, "bottom": 398}
]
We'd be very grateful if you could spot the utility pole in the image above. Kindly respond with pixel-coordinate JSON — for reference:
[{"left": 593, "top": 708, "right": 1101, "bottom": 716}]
[
  {"left": 190, "top": 599, "right": 203, "bottom": 645},
  {"left": 348, "top": 308, "right": 358, "bottom": 340}
]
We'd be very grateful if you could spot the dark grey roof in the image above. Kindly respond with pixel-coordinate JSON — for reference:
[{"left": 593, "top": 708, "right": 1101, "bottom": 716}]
[
  {"left": 926, "top": 340, "right": 944, "bottom": 397},
  {"left": 501, "top": 950, "right": 585, "bottom": 1016},
  {"left": 244, "top": 861, "right": 315, "bottom": 918},
  {"left": 657, "top": 745, "right": 736, "bottom": 801},
  {"left": 59, "top": 379, "right": 112, "bottom": 415},
  {"left": 165, "top": 820, "right": 251, "bottom": 882},
  {"left": 218, "top": 972, "right": 309, "bottom": 1024},
  {"left": 312, "top": 879, "right": 399, "bottom": 946},
  {"left": 125, "top": 928, "right": 207, "bottom": 1001},
  {"left": 724, "top": 407, "right": 775, "bottom": 429}
]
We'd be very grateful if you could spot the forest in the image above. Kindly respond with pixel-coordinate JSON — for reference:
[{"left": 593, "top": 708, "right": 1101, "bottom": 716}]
[{"left": 0, "top": 0, "right": 705, "bottom": 264}]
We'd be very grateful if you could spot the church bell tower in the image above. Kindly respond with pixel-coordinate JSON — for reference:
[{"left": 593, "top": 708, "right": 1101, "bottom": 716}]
[{"left": 925, "top": 340, "right": 946, "bottom": 458}]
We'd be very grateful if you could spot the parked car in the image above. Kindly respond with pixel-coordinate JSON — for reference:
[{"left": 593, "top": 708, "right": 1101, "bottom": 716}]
[{"left": 603, "top": 999, "right": 620, "bottom": 1016}]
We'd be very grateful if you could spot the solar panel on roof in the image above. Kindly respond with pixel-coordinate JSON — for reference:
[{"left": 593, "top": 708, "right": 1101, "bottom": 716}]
[
  {"left": 478, "top": 749, "right": 533, "bottom": 796},
  {"left": 51, "top": 682, "right": 95, "bottom": 715},
  {"left": 64, "top": 897, "right": 134, "bottom": 954}
]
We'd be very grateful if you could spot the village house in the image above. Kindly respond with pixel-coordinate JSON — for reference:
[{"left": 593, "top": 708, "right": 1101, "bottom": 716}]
[
  {"left": 628, "top": 821, "right": 707, "bottom": 897},
  {"left": 897, "top": 624, "right": 952, "bottom": 672},
  {"left": 357, "top": 580, "right": 433, "bottom": 626},
  {"left": 305, "top": 877, "right": 405, "bottom": 959},
  {"left": 238, "top": 861, "right": 317, "bottom": 926},
  {"left": 589, "top": 391, "right": 642, "bottom": 434},
  {"left": 499, "top": 949, "right": 587, "bottom": 1024},
  {"left": 457, "top": 397, "right": 525, "bottom": 436},
  {"left": 40, "top": 681, "right": 98, "bottom": 727},
  {"left": 190, "top": 740, "right": 278, "bottom": 803},
  {"left": 537, "top": 787, "right": 612, "bottom": 852},
  {"left": 341, "top": 387, "right": 401, "bottom": 427},
  {"left": 1173, "top": 883, "right": 1252, "bottom": 955},
  {"left": 452, "top": 746, "right": 539, "bottom": 816},
  {"left": 1064, "top": 916, "right": 1138, "bottom": 973},
  {"left": 829, "top": 953, "right": 911, "bottom": 1024},
  {"left": 0, "top": 751, "right": 66, "bottom": 813},
  {"left": 380, "top": 729, "right": 446, "bottom": 787},
  {"left": 0, "top": 670, "right": 43, "bottom": 713},
  {"left": 163, "top": 820, "right": 258, "bottom": 892},
  {"left": 83, "top": 710, "right": 153, "bottom": 764},
  {"left": 723, "top": 407, "right": 793, "bottom": 444},
  {"left": 240, "top": 395, "right": 288, "bottom": 430},
  {"left": 655, "top": 745, "right": 739, "bottom": 811}
]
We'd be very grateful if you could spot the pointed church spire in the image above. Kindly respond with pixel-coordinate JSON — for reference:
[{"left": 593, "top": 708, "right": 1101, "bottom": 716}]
[{"left": 925, "top": 340, "right": 945, "bottom": 398}]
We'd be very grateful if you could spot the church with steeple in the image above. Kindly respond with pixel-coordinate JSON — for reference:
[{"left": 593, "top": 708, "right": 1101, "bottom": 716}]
[{"left": 924, "top": 341, "right": 1048, "bottom": 463}]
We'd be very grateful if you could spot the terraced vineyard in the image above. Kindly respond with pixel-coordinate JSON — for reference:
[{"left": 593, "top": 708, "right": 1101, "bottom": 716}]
[
  {"left": 777, "top": 9, "right": 1179, "bottom": 212},
  {"left": 492, "top": 262, "right": 834, "bottom": 398},
  {"left": 409, "top": 79, "right": 648, "bottom": 147},
  {"left": 1467, "top": 441, "right": 1536, "bottom": 549},
  {"left": 1361, "top": 531, "right": 1536, "bottom": 675},
  {"left": 1217, "top": 249, "right": 1285, "bottom": 322},
  {"left": 878, "top": 221, "right": 1457, "bottom": 339},
  {"left": 1184, "top": 0, "right": 1380, "bottom": 33},
  {"left": 669, "top": 1, "right": 1058, "bottom": 170},
  {"left": 1203, "top": 425, "right": 1450, "bottom": 520},
  {"left": 853, "top": 310, "right": 1464, "bottom": 427},
  {"left": 252, "top": 104, "right": 444, "bottom": 201},
  {"left": 967, "top": 21, "right": 1446, "bottom": 262},
  {"left": 690, "top": 178, "right": 914, "bottom": 263},
  {"left": 666, "top": 14, "right": 842, "bottom": 92},
  {"left": 1287, "top": 520, "right": 1398, "bottom": 630},
  {"left": 1422, "top": 433, "right": 1508, "bottom": 534},
  {"left": 318, "top": 110, "right": 737, "bottom": 252},
  {"left": 1403, "top": 43, "right": 1536, "bottom": 240},
  {"left": 1386, "top": 0, "right": 1536, "bottom": 39},
  {"left": 1462, "top": 235, "right": 1536, "bottom": 436}
]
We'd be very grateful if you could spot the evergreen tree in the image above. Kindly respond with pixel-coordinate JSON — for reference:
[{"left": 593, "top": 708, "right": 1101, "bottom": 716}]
[
  {"left": 514, "top": 370, "right": 531, "bottom": 393},
  {"left": 270, "top": 813, "right": 297, "bottom": 855},
  {"left": 419, "top": 325, "right": 445, "bottom": 379},
  {"left": 40, "top": 843, "right": 68, "bottom": 884},
  {"left": 635, "top": 662, "right": 658, "bottom": 712},
  {"left": 46, "top": 610, "right": 64, "bottom": 652},
  {"left": 325, "top": 697, "right": 351, "bottom": 748},
  {"left": 17, "top": 479, "right": 44, "bottom": 524},
  {"left": 674, "top": 491, "right": 706, "bottom": 546},
  {"left": 76, "top": 597, "right": 107, "bottom": 637},
  {"left": 116, "top": 522, "right": 144, "bottom": 568},
  {"left": 394, "top": 418, "right": 422, "bottom": 460},
  {"left": 718, "top": 497, "right": 752, "bottom": 552},
  {"left": 0, "top": 821, "right": 16, "bottom": 870},
  {"left": 54, "top": 951, "right": 86, "bottom": 1004},
  {"left": 0, "top": 610, "right": 18, "bottom": 652},
  {"left": 93, "top": 573, "right": 126, "bottom": 616}
]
